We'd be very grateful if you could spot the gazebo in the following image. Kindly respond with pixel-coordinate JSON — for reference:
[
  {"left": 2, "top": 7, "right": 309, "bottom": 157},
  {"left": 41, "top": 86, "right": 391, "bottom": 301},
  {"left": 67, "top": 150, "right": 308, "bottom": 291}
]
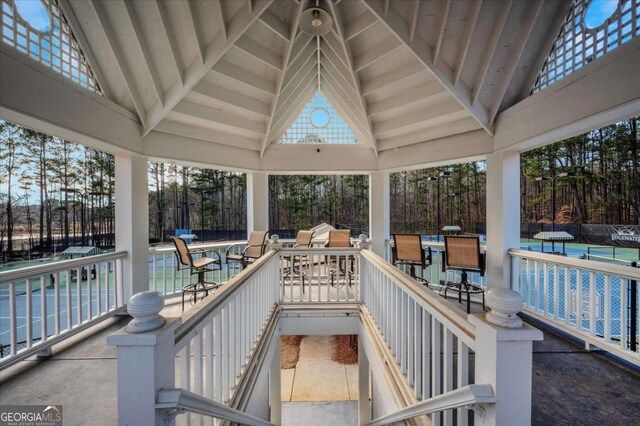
[{"left": 1, "top": 0, "right": 639, "bottom": 425}]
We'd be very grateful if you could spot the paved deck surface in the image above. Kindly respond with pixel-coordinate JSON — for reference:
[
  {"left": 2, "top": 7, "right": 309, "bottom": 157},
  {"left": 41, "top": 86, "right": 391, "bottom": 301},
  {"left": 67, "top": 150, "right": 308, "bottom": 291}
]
[
  {"left": 1, "top": 300, "right": 638, "bottom": 425},
  {"left": 282, "top": 401, "right": 357, "bottom": 426},
  {"left": 281, "top": 335, "right": 358, "bottom": 402}
]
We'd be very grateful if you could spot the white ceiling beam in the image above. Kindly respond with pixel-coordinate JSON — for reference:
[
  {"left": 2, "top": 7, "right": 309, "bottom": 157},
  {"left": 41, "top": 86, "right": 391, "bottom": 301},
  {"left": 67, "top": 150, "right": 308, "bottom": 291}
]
[
  {"left": 344, "top": 11, "right": 378, "bottom": 41},
  {"left": 353, "top": 37, "right": 401, "bottom": 72},
  {"left": 289, "top": 33, "right": 314, "bottom": 65},
  {"left": 471, "top": 0, "right": 512, "bottom": 106},
  {"left": 260, "top": 2, "right": 304, "bottom": 156},
  {"left": 155, "top": 121, "right": 261, "bottom": 151},
  {"left": 191, "top": 81, "right": 271, "bottom": 118},
  {"left": 281, "top": 54, "right": 317, "bottom": 96},
  {"left": 259, "top": 9, "right": 290, "bottom": 41},
  {"left": 321, "top": 83, "right": 373, "bottom": 144},
  {"left": 153, "top": 0, "right": 184, "bottom": 85},
  {"left": 321, "top": 77, "right": 372, "bottom": 139},
  {"left": 320, "top": 40, "right": 356, "bottom": 87},
  {"left": 213, "top": 1, "right": 227, "bottom": 40},
  {"left": 454, "top": 0, "right": 482, "bottom": 87},
  {"left": 320, "top": 72, "right": 371, "bottom": 132},
  {"left": 122, "top": 0, "right": 164, "bottom": 106},
  {"left": 488, "top": 0, "right": 543, "bottom": 123},
  {"left": 185, "top": 1, "right": 205, "bottom": 65},
  {"left": 373, "top": 100, "right": 463, "bottom": 136},
  {"left": 58, "top": 0, "right": 114, "bottom": 100},
  {"left": 88, "top": 0, "right": 146, "bottom": 123},
  {"left": 235, "top": 35, "right": 283, "bottom": 71},
  {"left": 142, "top": 0, "right": 273, "bottom": 136},
  {"left": 269, "top": 79, "right": 318, "bottom": 141},
  {"left": 275, "top": 66, "right": 317, "bottom": 117},
  {"left": 377, "top": 118, "right": 481, "bottom": 151},
  {"left": 327, "top": 0, "right": 377, "bottom": 153},
  {"left": 322, "top": 31, "right": 350, "bottom": 69},
  {"left": 282, "top": 42, "right": 317, "bottom": 89},
  {"left": 409, "top": 0, "right": 421, "bottom": 43},
  {"left": 432, "top": 0, "right": 451, "bottom": 67},
  {"left": 173, "top": 101, "right": 265, "bottom": 138},
  {"left": 362, "top": 0, "right": 492, "bottom": 135},
  {"left": 321, "top": 56, "right": 362, "bottom": 102},
  {"left": 360, "top": 62, "right": 423, "bottom": 95},
  {"left": 367, "top": 83, "right": 446, "bottom": 117},
  {"left": 211, "top": 60, "right": 277, "bottom": 95}
]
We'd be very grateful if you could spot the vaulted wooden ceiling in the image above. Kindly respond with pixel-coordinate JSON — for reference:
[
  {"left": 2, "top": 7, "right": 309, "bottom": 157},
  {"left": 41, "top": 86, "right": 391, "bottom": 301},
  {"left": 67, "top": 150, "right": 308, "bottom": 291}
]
[{"left": 62, "top": 0, "right": 571, "bottom": 158}]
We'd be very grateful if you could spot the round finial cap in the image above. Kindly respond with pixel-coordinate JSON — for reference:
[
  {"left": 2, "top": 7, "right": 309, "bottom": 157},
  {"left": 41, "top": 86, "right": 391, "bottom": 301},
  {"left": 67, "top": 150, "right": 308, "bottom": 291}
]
[
  {"left": 486, "top": 288, "right": 523, "bottom": 328},
  {"left": 126, "top": 291, "right": 165, "bottom": 332}
]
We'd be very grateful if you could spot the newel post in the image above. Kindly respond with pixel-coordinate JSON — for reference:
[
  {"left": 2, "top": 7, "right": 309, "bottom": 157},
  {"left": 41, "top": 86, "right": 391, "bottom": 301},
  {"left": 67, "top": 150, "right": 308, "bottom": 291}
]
[
  {"left": 107, "top": 291, "right": 180, "bottom": 425},
  {"left": 470, "top": 289, "right": 543, "bottom": 426}
]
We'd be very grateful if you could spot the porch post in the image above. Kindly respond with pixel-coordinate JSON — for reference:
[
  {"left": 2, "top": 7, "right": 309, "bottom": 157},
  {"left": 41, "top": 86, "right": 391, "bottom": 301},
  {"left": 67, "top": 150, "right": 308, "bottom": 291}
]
[
  {"left": 485, "top": 150, "right": 520, "bottom": 290},
  {"left": 269, "top": 335, "right": 281, "bottom": 425},
  {"left": 115, "top": 152, "right": 149, "bottom": 302},
  {"left": 247, "top": 171, "right": 269, "bottom": 235},
  {"left": 369, "top": 172, "right": 390, "bottom": 258},
  {"left": 358, "top": 337, "right": 371, "bottom": 424}
]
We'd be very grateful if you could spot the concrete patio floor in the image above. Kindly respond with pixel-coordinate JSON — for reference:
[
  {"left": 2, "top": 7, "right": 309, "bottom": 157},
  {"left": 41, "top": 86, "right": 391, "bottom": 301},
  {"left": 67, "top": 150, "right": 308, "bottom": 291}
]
[{"left": 281, "top": 335, "right": 358, "bottom": 402}]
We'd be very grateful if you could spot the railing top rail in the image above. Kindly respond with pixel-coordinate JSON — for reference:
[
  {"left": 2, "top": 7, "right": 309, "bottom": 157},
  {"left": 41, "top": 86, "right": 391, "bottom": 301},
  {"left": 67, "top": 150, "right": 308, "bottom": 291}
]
[
  {"left": 0, "top": 250, "right": 127, "bottom": 283},
  {"left": 149, "top": 240, "right": 248, "bottom": 253},
  {"left": 360, "top": 250, "right": 476, "bottom": 343},
  {"left": 156, "top": 388, "right": 275, "bottom": 426},
  {"left": 509, "top": 249, "right": 640, "bottom": 279},
  {"left": 278, "top": 247, "right": 362, "bottom": 254},
  {"left": 174, "top": 250, "right": 278, "bottom": 348},
  {"left": 365, "top": 384, "right": 495, "bottom": 426}
]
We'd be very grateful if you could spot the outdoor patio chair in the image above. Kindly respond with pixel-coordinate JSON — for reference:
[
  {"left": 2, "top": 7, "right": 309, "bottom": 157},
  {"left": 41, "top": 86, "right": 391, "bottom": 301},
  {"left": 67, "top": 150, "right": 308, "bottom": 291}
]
[
  {"left": 226, "top": 230, "right": 269, "bottom": 271},
  {"left": 392, "top": 233, "right": 432, "bottom": 286},
  {"left": 441, "top": 235, "right": 485, "bottom": 314},
  {"left": 283, "top": 230, "right": 315, "bottom": 292},
  {"left": 325, "top": 229, "right": 355, "bottom": 287},
  {"left": 169, "top": 236, "right": 221, "bottom": 311}
]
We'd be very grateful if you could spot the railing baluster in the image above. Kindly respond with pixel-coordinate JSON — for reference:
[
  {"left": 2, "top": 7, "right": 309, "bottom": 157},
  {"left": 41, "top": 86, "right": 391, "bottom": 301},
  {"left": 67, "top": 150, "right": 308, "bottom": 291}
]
[
  {"left": 589, "top": 271, "right": 596, "bottom": 338},
  {"left": 443, "top": 329, "right": 454, "bottom": 426},
  {"left": 76, "top": 267, "right": 82, "bottom": 325},
  {"left": 26, "top": 278, "right": 32, "bottom": 349},
  {"left": 543, "top": 263, "right": 549, "bottom": 316},
  {"left": 9, "top": 282, "right": 17, "bottom": 356},
  {"left": 432, "top": 318, "right": 442, "bottom": 426},
  {"left": 54, "top": 272, "right": 61, "bottom": 336},
  {"left": 457, "top": 340, "right": 469, "bottom": 426},
  {"left": 620, "top": 276, "right": 627, "bottom": 351},
  {"left": 40, "top": 275, "right": 47, "bottom": 344},
  {"left": 66, "top": 269, "right": 72, "bottom": 330},
  {"left": 604, "top": 275, "right": 611, "bottom": 344},
  {"left": 553, "top": 264, "right": 560, "bottom": 320}
]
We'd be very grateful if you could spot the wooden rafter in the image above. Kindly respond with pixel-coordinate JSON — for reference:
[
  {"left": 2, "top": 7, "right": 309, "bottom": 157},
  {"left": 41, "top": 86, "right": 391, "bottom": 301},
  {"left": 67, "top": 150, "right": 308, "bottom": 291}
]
[
  {"left": 362, "top": 0, "right": 493, "bottom": 135},
  {"left": 142, "top": 0, "right": 273, "bottom": 136},
  {"left": 260, "top": 2, "right": 304, "bottom": 157}
]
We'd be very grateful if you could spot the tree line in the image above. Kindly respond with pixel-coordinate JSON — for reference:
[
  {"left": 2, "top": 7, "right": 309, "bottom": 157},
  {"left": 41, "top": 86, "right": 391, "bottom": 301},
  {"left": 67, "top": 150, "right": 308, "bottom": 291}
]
[
  {"left": 0, "top": 121, "right": 115, "bottom": 259},
  {"left": 2, "top": 117, "right": 638, "bottom": 261}
]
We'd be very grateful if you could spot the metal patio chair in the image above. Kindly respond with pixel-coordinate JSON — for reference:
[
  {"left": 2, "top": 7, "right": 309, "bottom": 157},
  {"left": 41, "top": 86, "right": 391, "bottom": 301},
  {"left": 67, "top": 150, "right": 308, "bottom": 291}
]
[
  {"left": 441, "top": 235, "right": 486, "bottom": 314},
  {"left": 325, "top": 229, "right": 355, "bottom": 287},
  {"left": 392, "top": 233, "right": 432, "bottom": 286},
  {"left": 169, "top": 236, "right": 221, "bottom": 311},
  {"left": 282, "top": 230, "right": 315, "bottom": 292},
  {"left": 226, "top": 230, "right": 269, "bottom": 271}
]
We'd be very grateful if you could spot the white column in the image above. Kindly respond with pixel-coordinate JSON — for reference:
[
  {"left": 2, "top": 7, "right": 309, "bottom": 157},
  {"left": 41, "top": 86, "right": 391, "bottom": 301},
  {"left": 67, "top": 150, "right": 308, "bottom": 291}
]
[
  {"left": 247, "top": 171, "right": 269, "bottom": 235},
  {"left": 369, "top": 172, "right": 390, "bottom": 258},
  {"left": 485, "top": 151, "right": 520, "bottom": 290},
  {"left": 115, "top": 152, "right": 149, "bottom": 302},
  {"left": 269, "top": 336, "right": 281, "bottom": 425},
  {"left": 358, "top": 337, "right": 371, "bottom": 425}
]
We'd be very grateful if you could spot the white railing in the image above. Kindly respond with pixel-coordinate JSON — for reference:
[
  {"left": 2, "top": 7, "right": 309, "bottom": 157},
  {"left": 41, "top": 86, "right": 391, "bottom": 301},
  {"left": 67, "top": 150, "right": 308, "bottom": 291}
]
[
  {"left": 0, "top": 251, "right": 126, "bottom": 369},
  {"left": 109, "top": 250, "right": 281, "bottom": 425},
  {"left": 360, "top": 249, "right": 477, "bottom": 425},
  {"left": 279, "top": 248, "right": 360, "bottom": 303},
  {"left": 149, "top": 241, "right": 248, "bottom": 296},
  {"left": 510, "top": 249, "right": 640, "bottom": 365},
  {"left": 385, "top": 240, "right": 487, "bottom": 290}
]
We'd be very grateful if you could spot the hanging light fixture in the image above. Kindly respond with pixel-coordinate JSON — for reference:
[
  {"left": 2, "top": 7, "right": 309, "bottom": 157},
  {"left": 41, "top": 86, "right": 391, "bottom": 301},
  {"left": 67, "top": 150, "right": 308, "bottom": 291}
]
[{"left": 300, "top": 2, "right": 333, "bottom": 36}]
